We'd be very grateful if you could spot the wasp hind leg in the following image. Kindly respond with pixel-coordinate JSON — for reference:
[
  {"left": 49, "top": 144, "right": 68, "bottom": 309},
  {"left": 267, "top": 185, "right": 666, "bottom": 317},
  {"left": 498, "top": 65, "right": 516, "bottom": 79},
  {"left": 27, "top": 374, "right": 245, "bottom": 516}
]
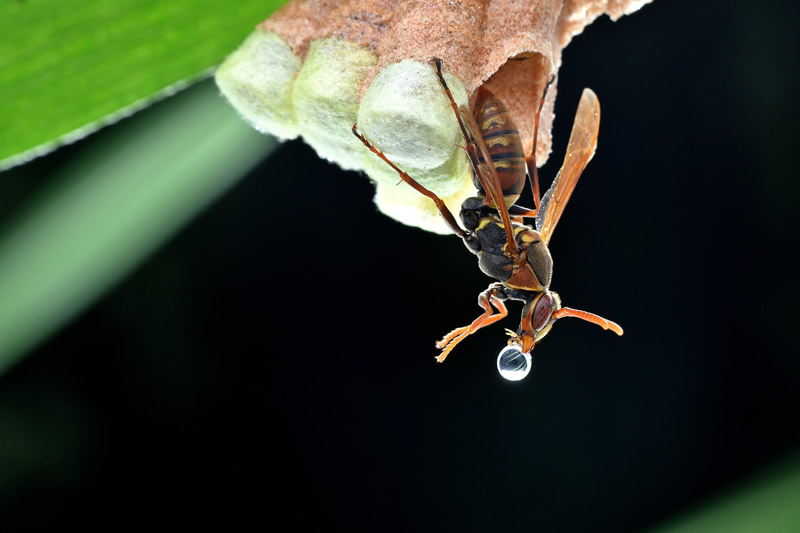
[{"left": 435, "top": 283, "right": 509, "bottom": 363}]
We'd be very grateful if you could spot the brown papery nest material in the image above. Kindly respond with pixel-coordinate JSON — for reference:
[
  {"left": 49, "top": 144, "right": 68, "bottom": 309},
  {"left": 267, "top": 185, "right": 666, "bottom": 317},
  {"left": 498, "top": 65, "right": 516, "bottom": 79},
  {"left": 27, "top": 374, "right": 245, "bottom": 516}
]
[
  {"left": 217, "top": 0, "right": 651, "bottom": 233},
  {"left": 260, "top": 0, "right": 651, "bottom": 158}
]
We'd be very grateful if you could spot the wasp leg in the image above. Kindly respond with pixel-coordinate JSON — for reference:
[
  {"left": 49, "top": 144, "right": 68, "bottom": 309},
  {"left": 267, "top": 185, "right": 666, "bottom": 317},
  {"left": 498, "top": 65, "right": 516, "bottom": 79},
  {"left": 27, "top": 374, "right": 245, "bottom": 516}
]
[
  {"left": 435, "top": 283, "right": 509, "bottom": 363},
  {"left": 525, "top": 76, "right": 555, "bottom": 216},
  {"left": 508, "top": 204, "right": 539, "bottom": 220},
  {"left": 352, "top": 124, "right": 466, "bottom": 238}
]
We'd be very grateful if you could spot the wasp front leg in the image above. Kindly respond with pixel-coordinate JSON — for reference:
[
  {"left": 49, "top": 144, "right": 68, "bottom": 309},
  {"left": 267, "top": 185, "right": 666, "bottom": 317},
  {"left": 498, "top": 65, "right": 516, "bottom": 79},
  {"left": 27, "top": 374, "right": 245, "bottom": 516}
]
[{"left": 435, "top": 283, "right": 510, "bottom": 363}]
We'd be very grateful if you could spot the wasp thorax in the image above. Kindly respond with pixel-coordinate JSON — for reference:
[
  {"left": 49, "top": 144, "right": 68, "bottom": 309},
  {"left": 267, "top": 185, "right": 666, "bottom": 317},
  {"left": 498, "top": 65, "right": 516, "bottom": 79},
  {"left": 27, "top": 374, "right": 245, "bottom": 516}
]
[{"left": 525, "top": 237, "right": 553, "bottom": 288}]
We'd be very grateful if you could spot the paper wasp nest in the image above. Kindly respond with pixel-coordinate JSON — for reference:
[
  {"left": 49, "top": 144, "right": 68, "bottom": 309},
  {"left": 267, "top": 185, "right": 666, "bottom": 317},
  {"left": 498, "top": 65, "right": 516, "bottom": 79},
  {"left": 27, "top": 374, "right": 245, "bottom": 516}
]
[{"left": 216, "top": 0, "right": 651, "bottom": 234}]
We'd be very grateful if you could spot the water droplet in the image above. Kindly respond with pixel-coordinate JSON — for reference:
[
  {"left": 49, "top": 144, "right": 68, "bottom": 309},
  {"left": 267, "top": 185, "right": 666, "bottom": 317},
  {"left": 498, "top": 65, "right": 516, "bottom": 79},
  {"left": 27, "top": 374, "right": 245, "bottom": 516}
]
[{"left": 496, "top": 345, "right": 532, "bottom": 381}]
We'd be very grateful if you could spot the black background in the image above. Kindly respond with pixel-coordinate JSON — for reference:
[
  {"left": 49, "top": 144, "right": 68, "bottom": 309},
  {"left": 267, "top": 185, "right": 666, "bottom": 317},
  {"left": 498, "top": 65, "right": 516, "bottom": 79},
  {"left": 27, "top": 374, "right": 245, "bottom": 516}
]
[{"left": 2, "top": 1, "right": 800, "bottom": 531}]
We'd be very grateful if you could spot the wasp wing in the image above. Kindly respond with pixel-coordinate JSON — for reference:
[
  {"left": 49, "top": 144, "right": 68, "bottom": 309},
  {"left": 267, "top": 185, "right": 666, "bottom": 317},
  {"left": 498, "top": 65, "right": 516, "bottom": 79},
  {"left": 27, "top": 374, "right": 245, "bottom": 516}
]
[{"left": 535, "top": 88, "right": 600, "bottom": 245}]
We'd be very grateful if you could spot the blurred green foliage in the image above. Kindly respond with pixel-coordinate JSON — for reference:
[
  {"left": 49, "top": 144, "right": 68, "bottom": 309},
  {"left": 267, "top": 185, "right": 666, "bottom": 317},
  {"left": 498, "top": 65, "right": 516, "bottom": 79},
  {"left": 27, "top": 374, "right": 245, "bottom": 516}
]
[
  {"left": 651, "top": 453, "right": 800, "bottom": 533},
  {"left": 0, "top": 80, "right": 276, "bottom": 374},
  {"left": 0, "top": 0, "right": 287, "bottom": 371}
]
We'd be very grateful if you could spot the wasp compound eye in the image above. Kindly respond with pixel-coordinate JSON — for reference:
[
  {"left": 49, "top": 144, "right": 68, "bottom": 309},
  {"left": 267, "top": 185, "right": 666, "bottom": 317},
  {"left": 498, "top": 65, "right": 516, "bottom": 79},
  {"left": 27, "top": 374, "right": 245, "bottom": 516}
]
[
  {"left": 532, "top": 292, "right": 556, "bottom": 332},
  {"left": 496, "top": 345, "right": 532, "bottom": 381}
]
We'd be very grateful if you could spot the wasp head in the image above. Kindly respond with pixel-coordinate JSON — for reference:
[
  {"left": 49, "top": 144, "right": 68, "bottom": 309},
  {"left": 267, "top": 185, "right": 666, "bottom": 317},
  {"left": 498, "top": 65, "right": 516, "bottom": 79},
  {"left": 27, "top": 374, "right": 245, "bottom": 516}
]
[
  {"left": 508, "top": 290, "right": 624, "bottom": 355},
  {"left": 508, "top": 290, "right": 561, "bottom": 353}
]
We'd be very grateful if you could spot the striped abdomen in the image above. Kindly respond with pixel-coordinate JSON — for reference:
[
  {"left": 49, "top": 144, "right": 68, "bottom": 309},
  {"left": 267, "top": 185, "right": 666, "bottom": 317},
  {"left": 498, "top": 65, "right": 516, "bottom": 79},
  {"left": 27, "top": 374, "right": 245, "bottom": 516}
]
[{"left": 472, "top": 86, "right": 526, "bottom": 206}]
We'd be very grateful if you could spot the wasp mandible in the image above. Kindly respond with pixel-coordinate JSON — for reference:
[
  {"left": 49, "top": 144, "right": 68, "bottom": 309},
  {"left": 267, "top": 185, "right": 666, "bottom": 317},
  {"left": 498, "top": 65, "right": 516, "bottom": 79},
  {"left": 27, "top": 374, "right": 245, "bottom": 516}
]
[{"left": 353, "top": 58, "right": 622, "bottom": 380}]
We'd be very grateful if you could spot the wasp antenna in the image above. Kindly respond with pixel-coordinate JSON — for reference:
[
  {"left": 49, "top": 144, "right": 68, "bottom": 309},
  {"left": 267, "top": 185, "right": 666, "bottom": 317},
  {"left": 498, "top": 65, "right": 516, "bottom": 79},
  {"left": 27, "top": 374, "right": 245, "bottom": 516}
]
[{"left": 552, "top": 307, "right": 623, "bottom": 336}]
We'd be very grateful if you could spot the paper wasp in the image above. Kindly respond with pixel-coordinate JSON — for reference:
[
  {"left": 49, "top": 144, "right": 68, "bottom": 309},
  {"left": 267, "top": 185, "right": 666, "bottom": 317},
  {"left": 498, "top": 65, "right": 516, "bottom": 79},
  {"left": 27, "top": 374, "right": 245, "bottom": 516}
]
[{"left": 352, "top": 58, "right": 622, "bottom": 380}]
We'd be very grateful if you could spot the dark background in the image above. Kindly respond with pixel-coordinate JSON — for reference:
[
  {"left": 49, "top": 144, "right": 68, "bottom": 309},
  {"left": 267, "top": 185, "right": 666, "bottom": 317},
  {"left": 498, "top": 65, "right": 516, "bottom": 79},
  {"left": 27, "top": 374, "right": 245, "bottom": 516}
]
[{"left": 2, "top": 1, "right": 799, "bottom": 531}]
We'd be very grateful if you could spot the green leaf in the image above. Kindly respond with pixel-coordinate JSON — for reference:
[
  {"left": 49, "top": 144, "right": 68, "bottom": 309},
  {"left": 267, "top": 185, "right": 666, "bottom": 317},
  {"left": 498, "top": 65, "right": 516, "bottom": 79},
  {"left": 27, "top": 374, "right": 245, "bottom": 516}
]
[{"left": 0, "top": 0, "right": 286, "bottom": 169}]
